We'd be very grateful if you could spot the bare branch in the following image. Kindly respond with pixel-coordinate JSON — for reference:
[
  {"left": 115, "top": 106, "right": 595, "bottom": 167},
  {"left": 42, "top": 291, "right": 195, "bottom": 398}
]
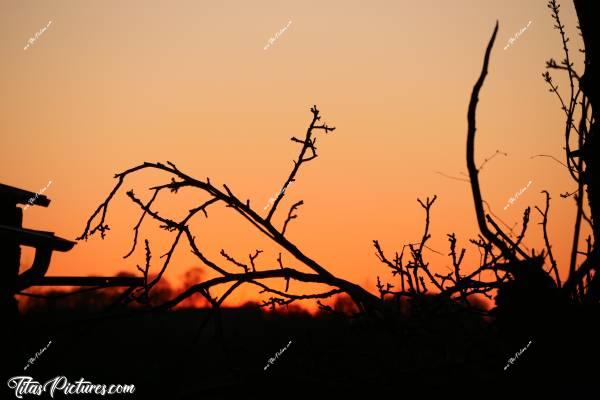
[
  {"left": 535, "top": 190, "right": 561, "bottom": 287},
  {"left": 282, "top": 200, "right": 304, "bottom": 236},
  {"left": 266, "top": 105, "right": 335, "bottom": 222},
  {"left": 220, "top": 249, "right": 249, "bottom": 273},
  {"left": 249, "top": 249, "right": 263, "bottom": 272},
  {"left": 466, "top": 21, "right": 521, "bottom": 263}
]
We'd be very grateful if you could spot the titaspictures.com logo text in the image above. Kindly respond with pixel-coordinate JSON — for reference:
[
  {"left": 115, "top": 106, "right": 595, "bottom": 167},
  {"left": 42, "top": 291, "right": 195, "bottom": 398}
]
[{"left": 7, "top": 376, "right": 135, "bottom": 398}]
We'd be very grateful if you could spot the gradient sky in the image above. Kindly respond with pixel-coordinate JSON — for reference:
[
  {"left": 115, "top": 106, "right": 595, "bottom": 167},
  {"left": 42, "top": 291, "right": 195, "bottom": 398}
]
[{"left": 0, "top": 0, "right": 587, "bottom": 308}]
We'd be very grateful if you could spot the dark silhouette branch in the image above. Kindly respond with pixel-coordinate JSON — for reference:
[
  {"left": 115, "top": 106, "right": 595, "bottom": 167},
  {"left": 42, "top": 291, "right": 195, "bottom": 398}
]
[
  {"left": 220, "top": 249, "right": 249, "bottom": 273},
  {"left": 282, "top": 200, "right": 303, "bottom": 236},
  {"left": 535, "top": 190, "right": 561, "bottom": 287},
  {"left": 248, "top": 249, "right": 263, "bottom": 272},
  {"left": 79, "top": 106, "right": 384, "bottom": 316},
  {"left": 466, "top": 21, "right": 521, "bottom": 263},
  {"left": 266, "top": 105, "right": 334, "bottom": 222}
]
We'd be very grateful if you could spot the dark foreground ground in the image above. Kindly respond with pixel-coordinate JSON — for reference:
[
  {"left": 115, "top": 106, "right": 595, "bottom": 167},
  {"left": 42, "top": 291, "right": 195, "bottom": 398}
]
[{"left": 4, "top": 299, "right": 600, "bottom": 400}]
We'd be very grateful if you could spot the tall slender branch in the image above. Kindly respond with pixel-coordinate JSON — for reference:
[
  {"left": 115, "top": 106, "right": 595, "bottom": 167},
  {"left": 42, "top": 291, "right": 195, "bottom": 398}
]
[
  {"left": 466, "top": 21, "right": 521, "bottom": 263},
  {"left": 266, "top": 105, "right": 334, "bottom": 222}
]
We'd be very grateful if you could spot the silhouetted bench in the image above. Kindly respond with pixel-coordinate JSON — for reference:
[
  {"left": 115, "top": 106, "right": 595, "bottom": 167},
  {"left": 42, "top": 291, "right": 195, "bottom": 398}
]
[{"left": 0, "top": 182, "right": 143, "bottom": 296}]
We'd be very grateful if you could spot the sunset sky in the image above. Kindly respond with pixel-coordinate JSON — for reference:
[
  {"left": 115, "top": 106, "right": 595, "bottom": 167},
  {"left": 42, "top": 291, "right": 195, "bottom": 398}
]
[{"left": 0, "top": 0, "right": 586, "bottom": 308}]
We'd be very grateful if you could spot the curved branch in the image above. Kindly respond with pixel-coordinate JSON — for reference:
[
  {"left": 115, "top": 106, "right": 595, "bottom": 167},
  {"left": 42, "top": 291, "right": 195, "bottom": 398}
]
[
  {"left": 155, "top": 268, "right": 366, "bottom": 311},
  {"left": 79, "top": 108, "right": 384, "bottom": 315},
  {"left": 466, "top": 21, "right": 521, "bottom": 263}
]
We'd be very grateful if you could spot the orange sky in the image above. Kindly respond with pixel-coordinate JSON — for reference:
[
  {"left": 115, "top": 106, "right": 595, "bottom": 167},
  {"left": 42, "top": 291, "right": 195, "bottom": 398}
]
[{"left": 0, "top": 0, "right": 588, "bottom": 308}]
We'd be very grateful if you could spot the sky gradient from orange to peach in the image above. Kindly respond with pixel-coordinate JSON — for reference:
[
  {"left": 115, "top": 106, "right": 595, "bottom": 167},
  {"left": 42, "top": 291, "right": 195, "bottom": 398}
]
[{"left": 0, "top": 0, "right": 587, "bottom": 308}]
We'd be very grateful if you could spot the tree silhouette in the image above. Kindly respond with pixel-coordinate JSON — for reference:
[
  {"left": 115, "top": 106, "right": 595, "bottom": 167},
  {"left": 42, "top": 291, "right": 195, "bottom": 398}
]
[
  {"left": 77, "top": 106, "right": 387, "bottom": 319},
  {"left": 11, "top": 2, "right": 599, "bottom": 398},
  {"left": 75, "top": 2, "right": 598, "bottom": 359},
  {"left": 375, "top": 1, "right": 598, "bottom": 321}
]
